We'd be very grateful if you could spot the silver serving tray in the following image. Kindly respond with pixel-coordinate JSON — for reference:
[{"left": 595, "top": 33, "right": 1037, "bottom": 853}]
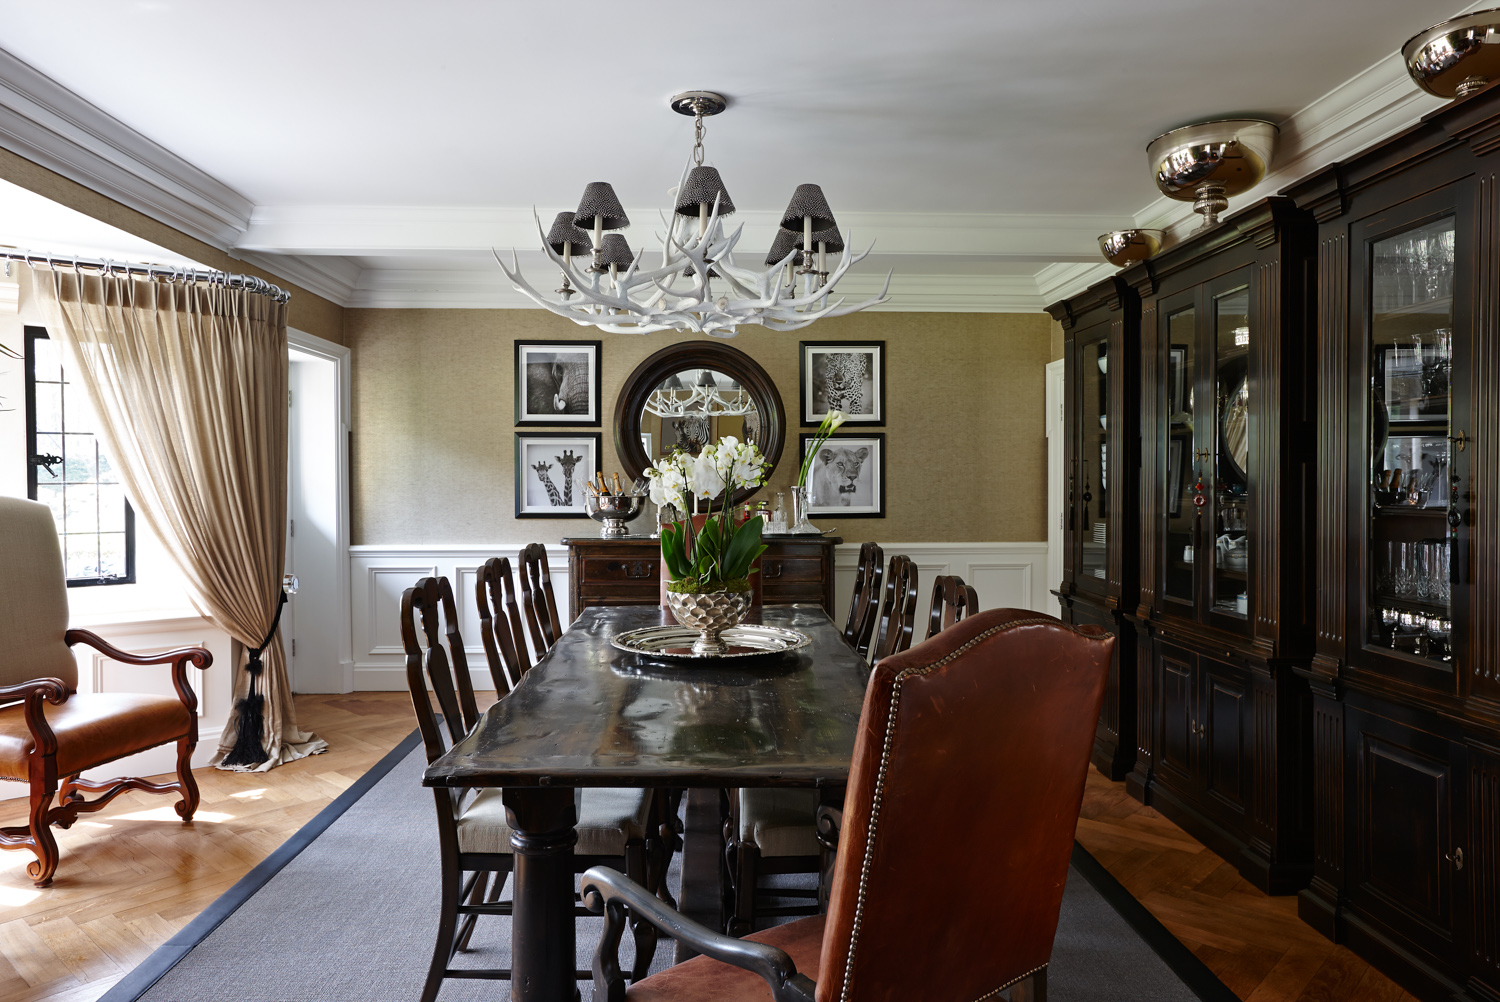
[{"left": 611, "top": 624, "right": 811, "bottom": 662}]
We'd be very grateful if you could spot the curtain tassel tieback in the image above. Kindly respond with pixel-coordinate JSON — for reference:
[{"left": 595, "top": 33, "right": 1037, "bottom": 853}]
[{"left": 223, "top": 589, "right": 289, "bottom": 768}]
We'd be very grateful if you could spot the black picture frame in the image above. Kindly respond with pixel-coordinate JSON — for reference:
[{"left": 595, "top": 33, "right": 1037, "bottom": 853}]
[
  {"left": 515, "top": 432, "right": 600, "bottom": 518},
  {"left": 514, "top": 340, "right": 602, "bottom": 426},
  {"left": 798, "top": 432, "right": 885, "bottom": 518},
  {"left": 800, "top": 341, "right": 885, "bottom": 426}
]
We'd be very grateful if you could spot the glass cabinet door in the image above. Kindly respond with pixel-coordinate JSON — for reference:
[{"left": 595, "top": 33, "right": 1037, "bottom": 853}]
[
  {"left": 1367, "top": 216, "right": 1455, "bottom": 670},
  {"left": 1163, "top": 305, "right": 1196, "bottom": 611},
  {"left": 1212, "top": 287, "right": 1251, "bottom": 621},
  {"left": 1078, "top": 336, "right": 1109, "bottom": 587}
]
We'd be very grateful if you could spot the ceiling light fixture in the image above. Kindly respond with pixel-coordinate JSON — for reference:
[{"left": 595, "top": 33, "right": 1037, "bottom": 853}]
[
  {"left": 643, "top": 370, "right": 755, "bottom": 419},
  {"left": 495, "top": 90, "right": 891, "bottom": 336}
]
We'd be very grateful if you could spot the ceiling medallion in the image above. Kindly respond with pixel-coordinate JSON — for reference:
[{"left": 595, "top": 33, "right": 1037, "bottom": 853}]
[{"left": 494, "top": 90, "right": 891, "bottom": 336}]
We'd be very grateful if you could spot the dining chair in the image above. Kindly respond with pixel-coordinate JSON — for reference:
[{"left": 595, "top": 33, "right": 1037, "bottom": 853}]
[
  {"left": 519, "top": 542, "right": 564, "bottom": 659},
  {"left": 475, "top": 556, "right": 532, "bottom": 693},
  {"left": 840, "top": 541, "right": 884, "bottom": 657},
  {"left": 583, "top": 608, "right": 1116, "bottom": 1002},
  {"left": 925, "top": 573, "right": 980, "bottom": 640},
  {"left": 869, "top": 553, "right": 919, "bottom": 664},
  {"left": 402, "top": 575, "right": 663, "bottom": 1001}
]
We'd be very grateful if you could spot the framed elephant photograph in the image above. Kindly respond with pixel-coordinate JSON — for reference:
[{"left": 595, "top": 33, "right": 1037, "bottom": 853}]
[
  {"left": 515, "top": 340, "right": 602, "bottom": 425},
  {"left": 800, "top": 341, "right": 884, "bottom": 426},
  {"left": 515, "top": 432, "right": 600, "bottom": 517},
  {"left": 799, "top": 432, "right": 885, "bottom": 517}
]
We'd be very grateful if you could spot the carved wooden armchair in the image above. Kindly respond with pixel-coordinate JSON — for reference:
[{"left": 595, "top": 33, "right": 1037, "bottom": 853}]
[
  {"left": 584, "top": 609, "right": 1115, "bottom": 1002},
  {"left": 0, "top": 496, "right": 211, "bottom": 886}
]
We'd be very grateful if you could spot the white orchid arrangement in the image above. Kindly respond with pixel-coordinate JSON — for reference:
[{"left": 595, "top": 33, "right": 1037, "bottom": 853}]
[
  {"left": 647, "top": 437, "right": 770, "bottom": 593},
  {"left": 796, "top": 409, "right": 847, "bottom": 487}
]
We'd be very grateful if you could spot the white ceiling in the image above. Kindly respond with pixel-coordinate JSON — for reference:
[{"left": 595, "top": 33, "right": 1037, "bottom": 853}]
[{"left": 0, "top": 0, "right": 1474, "bottom": 310}]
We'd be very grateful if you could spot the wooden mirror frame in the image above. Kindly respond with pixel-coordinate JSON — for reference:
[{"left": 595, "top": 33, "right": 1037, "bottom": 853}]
[{"left": 614, "top": 341, "right": 785, "bottom": 507}]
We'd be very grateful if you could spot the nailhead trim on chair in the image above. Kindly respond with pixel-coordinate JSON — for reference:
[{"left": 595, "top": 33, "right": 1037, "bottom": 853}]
[{"left": 839, "top": 618, "right": 1087, "bottom": 1002}]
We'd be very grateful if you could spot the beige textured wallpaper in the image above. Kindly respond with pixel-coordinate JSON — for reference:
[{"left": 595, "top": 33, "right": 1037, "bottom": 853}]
[
  {"left": 345, "top": 308, "right": 1051, "bottom": 545},
  {"left": 0, "top": 148, "right": 345, "bottom": 344},
  {"left": 1050, "top": 318, "right": 1064, "bottom": 362}
]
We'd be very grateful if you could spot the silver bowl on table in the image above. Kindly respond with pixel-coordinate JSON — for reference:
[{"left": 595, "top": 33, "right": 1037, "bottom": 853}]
[{"left": 585, "top": 492, "right": 647, "bottom": 538}]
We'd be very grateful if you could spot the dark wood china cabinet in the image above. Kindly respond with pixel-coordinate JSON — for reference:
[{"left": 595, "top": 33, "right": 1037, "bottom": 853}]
[
  {"left": 1120, "top": 196, "right": 1319, "bottom": 896},
  {"left": 1283, "top": 84, "right": 1500, "bottom": 1002},
  {"left": 1046, "top": 275, "right": 1140, "bottom": 780}
]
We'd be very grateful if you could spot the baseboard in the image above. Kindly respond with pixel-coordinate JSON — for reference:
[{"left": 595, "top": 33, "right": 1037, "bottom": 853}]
[{"left": 350, "top": 540, "right": 1051, "bottom": 691}]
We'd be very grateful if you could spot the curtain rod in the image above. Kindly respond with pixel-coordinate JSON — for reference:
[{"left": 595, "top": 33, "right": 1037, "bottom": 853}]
[{"left": 0, "top": 249, "right": 291, "bottom": 304}]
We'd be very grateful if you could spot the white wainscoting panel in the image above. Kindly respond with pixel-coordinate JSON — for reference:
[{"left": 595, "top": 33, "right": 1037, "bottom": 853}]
[{"left": 351, "top": 541, "right": 1047, "bottom": 691}]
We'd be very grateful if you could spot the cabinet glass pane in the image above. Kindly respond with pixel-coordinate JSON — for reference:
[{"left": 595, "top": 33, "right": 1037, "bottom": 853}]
[
  {"left": 1080, "top": 339, "right": 1108, "bottom": 583},
  {"left": 1164, "top": 307, "right": 1196, "bottom": 604},
  {"left": 1214, "top": 287, "right": 1251, "bottom": 619},
  {"left": 1368, "top": 217, "right": 1453, "bottom": 666}
]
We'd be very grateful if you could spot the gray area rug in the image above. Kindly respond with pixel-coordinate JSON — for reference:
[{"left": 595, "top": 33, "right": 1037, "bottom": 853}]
[{"left": 113, "top": 736, "right": 1233, "bottom": 1002}]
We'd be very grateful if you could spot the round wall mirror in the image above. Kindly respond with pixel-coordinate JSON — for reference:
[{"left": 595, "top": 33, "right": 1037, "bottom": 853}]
[{"left": 615, "top": 342, "right": 785, "bottom": 506}]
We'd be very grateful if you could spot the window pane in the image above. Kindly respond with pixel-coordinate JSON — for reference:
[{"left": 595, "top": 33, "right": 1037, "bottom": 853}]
[
  {"left": 34, "top": 434, "right": 63, "bottom": 483},
  {"left": 97, "top": 448, "right": 118, "bottom": 484},
  {"left": 33, "top": 382, "right": 61, "bottom": 435},
  {"left": 35, "top": 484, "right": 64, "bottom": 527},
  {"left": 63, "top": 434, "right": 96, "bottom": 483},
  {"left": 98, "top": 534, "right": 127, "bottom": 578},
  {"left": 63, "top": 380, "right": 97, "bottom": 431},
  {"left": 65, "top": 534, "right": 98, "bottom": 579},
  {"left": 31, "top": 336, "right": 62, "bottom": 383},
  {"left": 65, "top": 484, "right": 98, "bottom": 535},
  {"left": 98, "top": 484, "right": 126, "bottom": 532}
]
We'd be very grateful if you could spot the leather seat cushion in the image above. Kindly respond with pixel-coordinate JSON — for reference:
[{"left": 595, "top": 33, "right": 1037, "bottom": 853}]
[
  {"left": 739, "top": 788, "right": 819, "bottom": 858},
  {"left": 0, "top": 692, "right": 191, "bottom": 782},
  {"left": 457, "top": 786, "right": 653, "bottom": 856},
  {"left": 626, "top": 914, "right": 825, "bottom": 1001}
]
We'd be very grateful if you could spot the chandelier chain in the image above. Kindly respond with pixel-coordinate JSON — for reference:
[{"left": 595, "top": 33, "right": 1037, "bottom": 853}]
[{"left": 693, "top": 112, "right": 707, "bottom": 167}]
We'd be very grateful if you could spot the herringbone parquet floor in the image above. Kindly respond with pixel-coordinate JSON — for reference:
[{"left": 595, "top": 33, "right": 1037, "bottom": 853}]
[{"left": 0, "top": 691, "right": 1423, "bottom": 1002}]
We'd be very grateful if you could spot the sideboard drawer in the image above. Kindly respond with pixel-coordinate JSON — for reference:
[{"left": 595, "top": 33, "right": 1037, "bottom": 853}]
[{"left": 582, "top": 555, "right": 660, "bottom": 583}]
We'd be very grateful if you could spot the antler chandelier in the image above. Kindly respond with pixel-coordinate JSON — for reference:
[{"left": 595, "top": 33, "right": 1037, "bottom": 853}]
[
  {"left": 494, "top": 90, "right": 891, "bottom": 337},
  {"left": 643, "top": 369, "right": 755, "bottom": 419}
]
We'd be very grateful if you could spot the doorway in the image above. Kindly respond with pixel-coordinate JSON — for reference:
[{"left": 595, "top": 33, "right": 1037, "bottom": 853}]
[{"left": 287, "top": 329, "right": 351, "bottom": 693}]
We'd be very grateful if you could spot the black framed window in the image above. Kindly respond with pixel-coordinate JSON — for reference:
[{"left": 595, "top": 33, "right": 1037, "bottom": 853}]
[{"left": 24, "top": 326, "right": 135, "bottom": 586}]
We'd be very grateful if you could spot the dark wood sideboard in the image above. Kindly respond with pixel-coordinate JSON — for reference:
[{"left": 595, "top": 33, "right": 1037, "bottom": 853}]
[{"left": 562, "top": 534, "right": 843, "bottom": 623}]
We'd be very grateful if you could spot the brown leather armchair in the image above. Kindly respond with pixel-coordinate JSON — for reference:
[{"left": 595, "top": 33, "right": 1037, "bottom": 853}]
[
  {"left": 0, "top": 496, "right": 211, "bottom": 886},
  {"left": 583, "top": 608, "right": 1115, "bottom": 1002}
]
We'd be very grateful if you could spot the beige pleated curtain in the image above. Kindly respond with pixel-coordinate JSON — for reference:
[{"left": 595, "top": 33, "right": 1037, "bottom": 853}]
[{"left": 32, "top": 267, "right": 325, "bottom": 771}]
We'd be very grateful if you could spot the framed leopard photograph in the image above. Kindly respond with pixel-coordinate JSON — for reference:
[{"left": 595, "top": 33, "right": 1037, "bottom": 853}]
[
  {"left": 800, "top": 341, "right": 884, "bottom": 426},
  {"left": 515, "top": 432, "right": 601, "bottom": 517},
  {"left": 515, "top": 340, "right": 602, "bottom": 426},
  {"left": 799, "top": 432, "right": 885, "bottom": 518}
]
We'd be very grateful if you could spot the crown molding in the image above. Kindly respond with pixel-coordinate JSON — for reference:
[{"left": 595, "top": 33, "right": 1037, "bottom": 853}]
[
  {"left": 344, "top": 267, "right": 1047, "bottom": 313},
  {"left": 234, "top": 250, "right": 360, "bottom": 306},
  {"left": 0, "top": 47, "right": 252, "bottom": 251}
]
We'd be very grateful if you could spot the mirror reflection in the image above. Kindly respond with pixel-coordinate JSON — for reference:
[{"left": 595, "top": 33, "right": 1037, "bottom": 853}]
[{"left": 639, "top": 368, "right": 764, "bottom": 460}]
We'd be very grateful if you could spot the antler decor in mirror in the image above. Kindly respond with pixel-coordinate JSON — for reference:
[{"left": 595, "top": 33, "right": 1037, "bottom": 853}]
[{"left": 615, "top": 342, "right": 784, "bottom": 507}]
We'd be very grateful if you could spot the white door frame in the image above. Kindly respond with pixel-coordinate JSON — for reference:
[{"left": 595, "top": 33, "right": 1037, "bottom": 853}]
[
  {"left": 1045, "top": 358, "right": 1065, "bottom": 616},
  {"left": 287, "top": 327, "right": 353, "bottom": 692}
]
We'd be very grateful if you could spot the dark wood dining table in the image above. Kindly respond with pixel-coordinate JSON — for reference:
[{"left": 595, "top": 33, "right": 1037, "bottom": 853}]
[{"left": 422, "top": 602, "right": 869, "bottom": 1002}]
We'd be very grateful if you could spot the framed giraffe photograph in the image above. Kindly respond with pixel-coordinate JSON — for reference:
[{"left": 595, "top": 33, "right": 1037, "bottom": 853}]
[
  {"left": 799, "top": 341, "right": 884, "bottom": 426},
  {"left": 514, "top": 432, "right": 601, "bottom": 517}
]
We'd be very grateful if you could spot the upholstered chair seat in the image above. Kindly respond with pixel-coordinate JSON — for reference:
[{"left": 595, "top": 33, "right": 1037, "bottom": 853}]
[
  {"left": 735, "top": 788, "right": 819, "bottom": 858},
  {"left": 457, "top": 786, "right": 654, "bottom": 856},
  {"left": 624, "top": 915, "right": 826, "bottom": 1002},
  {"left": 0, "top": 693, "right": 192, "bottom": 781},
  {"left": 0, "top": 496, "right": 211, "bottom": 887}
]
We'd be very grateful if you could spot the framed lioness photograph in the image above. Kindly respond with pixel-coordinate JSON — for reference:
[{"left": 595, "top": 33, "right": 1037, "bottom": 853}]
[
  {"left": 800, "top": 341, "right": 884, "bottom": 426},
  {"left": 515, "top": 340, "right": 602, "bottom": 425},
  {"left": 799, "top": 432, "right": 885, "bottom": 517}
]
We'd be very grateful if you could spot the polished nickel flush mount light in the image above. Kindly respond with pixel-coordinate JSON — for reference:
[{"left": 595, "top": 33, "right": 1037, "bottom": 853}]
[
  {"left": 1404, "top": 7, "right": 1500, "bottom": 100},
  {"left": 495, "top": 90, "right": 891, "bottom": 336},
  {"left": 1098, "top": 229, "right": 1165, "bottom": 267},
  {"left": 1147, "top": 120, "right": 1278, "bottom": 230}
]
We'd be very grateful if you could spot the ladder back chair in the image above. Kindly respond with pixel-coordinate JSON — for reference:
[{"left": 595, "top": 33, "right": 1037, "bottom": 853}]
[
  {"left": 840, "top": 541, "right": 883, "bottom": 658},
  {"left": 403, "top": 575, "right": 665, "bottom": 1002},
  {"left": 926, "top": 574, "right": 980, "bottom": 641},
  {"left": 475, "top": 556, "right": 532, "bottom": 693},
  {"left": 869, "top": 554, "right": 919, "bottom": 665},
  {"left": 0, "top": 496, "right": 213, "bottom": 887},
  {"left": 519, "top": 542, "right": 564, "bottom": 660},
  {"left": 583, "top": 609, "right": 1116, "bottom": 1002}
]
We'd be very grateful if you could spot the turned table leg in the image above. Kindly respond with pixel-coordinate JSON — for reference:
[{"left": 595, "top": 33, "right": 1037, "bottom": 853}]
[{"left": 504, "top": 787, "right": 579, "bottom": 1002}]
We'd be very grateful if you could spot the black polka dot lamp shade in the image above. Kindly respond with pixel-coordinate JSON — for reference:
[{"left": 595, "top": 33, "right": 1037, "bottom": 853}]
[
  {"left": 778, "top": 183, "right": 837, "bottom": 232},
  {"left": 574, "top": 182, "right": 630, "bottom": 230},
  {"left": 674, "top": 166, "right": 737, "bottom": 217},
  {"left": 545, "top": 212, "right": 593, "bottom": 255},
  {"left": 798, "top": 226, "right": 844, "bottom": 254},
  {"left": 599, "top": 233, "right": 635, "bottom": 269},
  {"left": 765, "top": 228, "right": 804, "bottom": 266}
]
